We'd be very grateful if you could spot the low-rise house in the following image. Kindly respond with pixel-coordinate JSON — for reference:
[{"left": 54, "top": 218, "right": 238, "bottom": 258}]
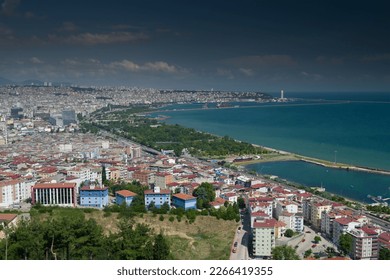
[
  {"left": 209, "top": 197, "right": 227, "bottom": 209},
  {"left": 220, "top": 192, "right": 238, "bottom": 204},
  {"left": 378, "top": 231, "right": 390, "bottom": 250},
  {"left": 172, "top": 193, "right": 197, "bottom": 210},
  {"left": 116, "top": 190, "right": 137, "bottom": 206}
]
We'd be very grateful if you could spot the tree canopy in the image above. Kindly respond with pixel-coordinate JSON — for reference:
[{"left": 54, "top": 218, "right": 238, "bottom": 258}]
[{"left": 271, "top": 245, "right": 300, "bottom": 260}]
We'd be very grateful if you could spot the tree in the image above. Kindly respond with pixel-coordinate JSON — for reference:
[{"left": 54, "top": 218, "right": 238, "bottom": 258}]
[
  {"left": 192, "top": 182, "right": 215, "bottom": 209},
  {"left": 284, "top": 229, "right": 294, "bottom": 238},
  {"left": 102, "top": 165, "right": 107, "bottom": 184},
  {"left": 379, "top": 247, "right": 390, "bottom": 260},
  {"left": 339, "top": 233, "right": 353, "bottom": 256},
  {"left": 153, "top": 233, "right": 170, "bottom": 260},
  {"left": 304, "top": 249, "right": 312, "bottom": 258},
  {"left": 237, "top": 197, "right": 246, "bottom": 209},
  {"left": 271, "top": 245, "right": 300, "bottom": 260},
  {"left": 314, "top": 236, "right": 321, "bottom": 244},
  {"left": 325, "top": 246, "right": 336, "bottom": 258}
]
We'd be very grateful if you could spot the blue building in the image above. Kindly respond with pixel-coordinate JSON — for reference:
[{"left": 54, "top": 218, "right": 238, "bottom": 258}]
[
  {"left": 115, "top": 190, "right": 137, "bottom": 206},
  {"left": 172, "top": 193, "right": 197, "bottom": 210},
  {"left": 79, "top": 185, "right": 108, "bottom": 208},
  {"left": 144, "top": 187, "right": 171, "bottom": 209}
]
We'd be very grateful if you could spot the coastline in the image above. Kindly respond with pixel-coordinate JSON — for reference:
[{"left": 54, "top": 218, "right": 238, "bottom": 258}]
[{"left": 233, "top": 144, "right": 390, "bottom": 176}]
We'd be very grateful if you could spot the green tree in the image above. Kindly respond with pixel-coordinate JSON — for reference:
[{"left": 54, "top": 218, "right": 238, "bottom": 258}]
[
  {"left": 314, "top": 236, "right": 321, "bottom": 243},
  {"left": 379, "top": 247, "right": 390, "bottom": 260},
  {"left": 153, "top": 233, "right": 170, "bottom": 260},
  {"left": 339, "top": 233, "right": 353, "bottom": 256},
  {"left": 192, "top": 182, "right": 215, "bottom": 209},
  {"left": 325, "top": 246, "right": 336, "bottom": 258},
  {"left": 102, "top": 165, "right": 107, "bottom": 184},
  {"left": 304, "top": 249, "right": 312, "bottom": 258},
  {"left": 284, "top": 229, "right": 294, "bottom": 238},
  {"left": 237, "top": 197, "right": 246, "bottom": 209},
  {"left": 271, "top": 245, "right": 300, "bottom": 260}
]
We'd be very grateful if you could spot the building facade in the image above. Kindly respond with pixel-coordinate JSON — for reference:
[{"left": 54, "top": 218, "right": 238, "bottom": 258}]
[
  {"left": 32, "top": 183, "right": 76, "bottom": 207},
  {"left": 79, "top": 185, "right": 108, "bottom": 208},
  {"left": 144, "top": 187, "right": 170, "bottom": 209},
  {"left": 116, "top": 190, "right": 137, "bottom": 206},
  {"left": 172, "top": 193, "right": 196, "bottom": 210}
]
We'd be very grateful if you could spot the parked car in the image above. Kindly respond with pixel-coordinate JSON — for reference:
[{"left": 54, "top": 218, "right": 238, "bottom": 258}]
[{"left": 232, "top": 241, "right": 238, "bottom": 253}]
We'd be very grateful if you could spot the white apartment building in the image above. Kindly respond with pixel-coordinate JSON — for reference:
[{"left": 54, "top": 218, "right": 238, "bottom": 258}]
[{"left": 0, "top": 179, "right": 35, "bottom": 207}]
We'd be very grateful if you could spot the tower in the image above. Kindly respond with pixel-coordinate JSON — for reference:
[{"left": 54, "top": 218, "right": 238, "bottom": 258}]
[{"left": 281, "top": 90, "right": 284, "bottom": 99}]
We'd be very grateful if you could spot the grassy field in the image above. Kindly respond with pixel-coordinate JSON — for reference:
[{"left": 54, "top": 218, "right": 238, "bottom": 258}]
[
  {"left": 87, "top": 212, "right": 238, "bottom": 260},
  {"left": 31, "top": 208, "right": 238, "bottom": 260}
]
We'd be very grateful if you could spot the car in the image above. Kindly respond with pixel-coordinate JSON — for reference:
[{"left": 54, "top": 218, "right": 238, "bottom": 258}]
[
  {"left": 311, "top": 244, "right": 317, "bottom": 248},
  {"left": 237, "top": 226, "right": 242, "bottom": 233},
  {"left": 232, "top": 241, "right": 238, "bottom": 253},
  {"left": 305, "top": 231, "right": 311, "bottom": 233},
  {"left": 302, "top": 239, "right": 305, "bottom": 242}
]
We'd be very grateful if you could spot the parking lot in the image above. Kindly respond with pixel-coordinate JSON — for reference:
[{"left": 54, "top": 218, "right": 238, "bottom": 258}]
[{"left": 278, "top": 225, "right": 338, "bottom": 259}]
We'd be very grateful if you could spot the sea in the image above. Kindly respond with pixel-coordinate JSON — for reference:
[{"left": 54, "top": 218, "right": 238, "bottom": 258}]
[{"left": 152, "top": 92, "right": 390, "bottom": 203}]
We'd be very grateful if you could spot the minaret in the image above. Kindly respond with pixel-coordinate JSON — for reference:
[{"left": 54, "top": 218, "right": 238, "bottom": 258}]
[{"left": 281, "top": 89, "right": 284, "bottom": 99}]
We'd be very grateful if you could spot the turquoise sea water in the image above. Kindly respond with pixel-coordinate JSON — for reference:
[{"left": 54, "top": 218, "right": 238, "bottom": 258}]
[{"left": 154, "top": 92, "right": 390, "bottom": 203}]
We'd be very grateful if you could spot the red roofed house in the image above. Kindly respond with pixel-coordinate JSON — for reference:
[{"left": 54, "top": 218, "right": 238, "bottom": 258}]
[
  {"left": 220, "top": 192, "right": 238, "bottom": 204},
  {"left": 209, "top": 197, "right": 227, "bottom": 209},
  {"left": 32, "top": 183, "right": 77, "bottom": 207},
  {"left": 172, "top": 193, "right": 197, "bottom": 210},
  {"left": 115, "top": 190, "right": 137, "bottom": 206},
  {"left": 378, "top": 231, "right": 390, "bottom": 250}
]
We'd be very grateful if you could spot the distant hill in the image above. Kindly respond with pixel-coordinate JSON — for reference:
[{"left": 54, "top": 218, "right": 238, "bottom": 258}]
[{"left": 20, "top": 79, "right": 44, "bottom": 86}]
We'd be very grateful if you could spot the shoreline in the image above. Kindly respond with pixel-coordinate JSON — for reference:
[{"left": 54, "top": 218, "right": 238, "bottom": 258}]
[{"left": 233, "top": 145, "right": 390, "bottom": 176}]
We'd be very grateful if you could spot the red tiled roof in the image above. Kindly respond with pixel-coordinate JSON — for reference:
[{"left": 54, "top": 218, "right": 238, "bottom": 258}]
[
  {"left": 0, "top": 213, "right": 17, "bottom": 222},
  {"left": 223, "top": 192, "right": 237, "bottom": 197},
  {"left": 379, "top": 232, "right": 390, "bottom": 243},
  {"left": 334, "top": 217, "right": 356, "bottom": 226},
  {"left": 116, "top": 190, "right": 137, "bottom": 197},
  {"left": 210, "top": 197, "right": 226, "bottom": 206},
  {"left": 167, "top": 182, "right": 180, "bottom": 187},
  {"left": 251, "top": 211, "right": 269, "bottom": 217},
  {"left": 33, "top": 183, "right": 76, "bottom": 189},
  {"left": 253, "top": 218, "right": 279, "bottom": 228},
  {"left": 0, "top": 180, "right": 20, "bottom": 187},
  {"left": 173, "top": 193, "right": 196, "bottom": 200}
]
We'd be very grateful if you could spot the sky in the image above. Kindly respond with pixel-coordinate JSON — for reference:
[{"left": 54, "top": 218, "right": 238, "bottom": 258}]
[{"left": 1, "top": 0, "right": 390, "bottom": 92}]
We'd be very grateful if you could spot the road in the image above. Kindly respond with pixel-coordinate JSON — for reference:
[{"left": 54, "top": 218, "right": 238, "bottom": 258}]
[
  {"left": 230, "top": 209, "right": 251, "bottom": 260},
  {"left": 98, "top": 129, "right": 162, "bottom": 155}
]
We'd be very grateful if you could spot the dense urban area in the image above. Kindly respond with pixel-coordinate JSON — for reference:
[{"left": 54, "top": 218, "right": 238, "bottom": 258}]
[{"left": 0, "top": 84, "right": 389, "bottom": 260}]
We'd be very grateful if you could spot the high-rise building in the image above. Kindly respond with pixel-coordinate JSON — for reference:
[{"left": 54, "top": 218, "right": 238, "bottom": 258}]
[
  {"left": 10, "top": 107, "right": 23, "bottom": 120},
  {"left": 62, "top": 109, "right": 77, "bottom": 126}
]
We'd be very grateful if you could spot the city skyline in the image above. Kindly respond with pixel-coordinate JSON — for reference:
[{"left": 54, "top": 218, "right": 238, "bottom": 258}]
[{"left": 1, "top": 0, "right": 390, "bottom": 92}]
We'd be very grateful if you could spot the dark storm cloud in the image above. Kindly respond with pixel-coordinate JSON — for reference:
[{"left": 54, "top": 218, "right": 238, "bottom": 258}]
[
  {"left": 1, "top": 0, "right": 390, "bottom": 91},
  {"left": 1, "top": 0, "right": 20, "bottom": 16}
]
